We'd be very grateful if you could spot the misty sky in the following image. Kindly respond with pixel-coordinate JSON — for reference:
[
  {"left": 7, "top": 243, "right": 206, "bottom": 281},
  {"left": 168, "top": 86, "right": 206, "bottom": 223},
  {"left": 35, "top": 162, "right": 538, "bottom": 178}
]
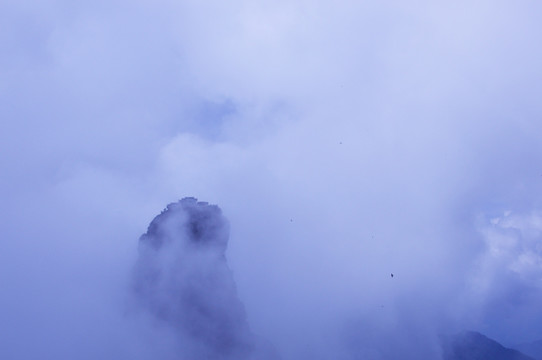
[{"left": 2, "top": 1, "right": 542, "bottom": 359}]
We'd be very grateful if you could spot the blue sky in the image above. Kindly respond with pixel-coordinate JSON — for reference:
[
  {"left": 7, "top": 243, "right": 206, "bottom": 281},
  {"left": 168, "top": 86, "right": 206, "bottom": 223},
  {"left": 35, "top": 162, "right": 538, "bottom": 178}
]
[{"left": 2, "top": 1, "right": 542, "bottom": 359}]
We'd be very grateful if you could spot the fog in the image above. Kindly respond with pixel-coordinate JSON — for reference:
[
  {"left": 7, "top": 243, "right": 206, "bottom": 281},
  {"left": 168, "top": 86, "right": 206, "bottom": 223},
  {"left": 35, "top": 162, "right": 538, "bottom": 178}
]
[{"left": 1, "top": 0, "right": 542, "bottom": 359}]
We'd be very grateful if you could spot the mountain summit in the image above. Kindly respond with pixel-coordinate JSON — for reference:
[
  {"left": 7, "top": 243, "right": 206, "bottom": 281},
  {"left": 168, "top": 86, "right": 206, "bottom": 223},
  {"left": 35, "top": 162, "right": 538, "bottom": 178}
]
[{"left": 133, "top": 198, "right": 276, "bottom": 359}]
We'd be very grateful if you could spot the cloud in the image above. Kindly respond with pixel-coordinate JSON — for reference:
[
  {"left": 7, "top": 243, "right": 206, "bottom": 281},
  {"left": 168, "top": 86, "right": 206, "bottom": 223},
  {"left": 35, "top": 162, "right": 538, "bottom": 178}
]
[
  {"left": 464, "top": 211, "right": 542, "bottom": 345},
  {"left": 1, "top": 0, "right": 542, "bottom": 359}
]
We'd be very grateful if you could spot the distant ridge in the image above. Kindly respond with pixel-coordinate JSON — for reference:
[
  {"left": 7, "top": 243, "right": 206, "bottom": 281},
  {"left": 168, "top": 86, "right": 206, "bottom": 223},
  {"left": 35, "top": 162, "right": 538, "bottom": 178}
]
[{"left": 441, "top": 331, "right": 535, "bottom": 360}]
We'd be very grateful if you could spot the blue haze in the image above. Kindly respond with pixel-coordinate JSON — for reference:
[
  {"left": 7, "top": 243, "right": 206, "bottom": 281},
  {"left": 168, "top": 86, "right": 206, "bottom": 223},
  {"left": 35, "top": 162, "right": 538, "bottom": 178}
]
[{"left": 1, "top": 1, "right": 542, "bottom": 359}]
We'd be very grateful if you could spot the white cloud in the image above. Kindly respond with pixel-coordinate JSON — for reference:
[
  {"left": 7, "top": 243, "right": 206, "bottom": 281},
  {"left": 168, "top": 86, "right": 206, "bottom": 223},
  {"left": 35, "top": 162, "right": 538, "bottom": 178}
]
[{"left": 2, "top": 0, "right": 542, "bottom": 358}]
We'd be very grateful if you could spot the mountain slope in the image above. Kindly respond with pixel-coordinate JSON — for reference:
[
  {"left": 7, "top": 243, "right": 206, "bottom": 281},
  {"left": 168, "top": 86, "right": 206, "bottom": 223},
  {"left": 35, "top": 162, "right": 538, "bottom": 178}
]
[
  {"left": 441, "top": 331, "right": 535, "bottom": 360},
  {"left": 512, "top": 340, "right": 542, "bottom": 360}
]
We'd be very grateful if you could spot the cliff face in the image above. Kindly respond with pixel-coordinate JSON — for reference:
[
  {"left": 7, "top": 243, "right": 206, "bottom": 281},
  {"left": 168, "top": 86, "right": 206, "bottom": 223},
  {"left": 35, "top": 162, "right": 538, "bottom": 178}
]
[{"left": 133, "top": 198, "right": 256, "bottom": 359}]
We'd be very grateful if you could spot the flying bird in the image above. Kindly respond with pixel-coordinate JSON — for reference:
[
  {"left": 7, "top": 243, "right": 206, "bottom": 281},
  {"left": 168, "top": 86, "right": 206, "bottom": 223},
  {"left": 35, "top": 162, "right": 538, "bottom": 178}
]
[{"left": 391, "top": 273, "right": 394, "bottom": 278}]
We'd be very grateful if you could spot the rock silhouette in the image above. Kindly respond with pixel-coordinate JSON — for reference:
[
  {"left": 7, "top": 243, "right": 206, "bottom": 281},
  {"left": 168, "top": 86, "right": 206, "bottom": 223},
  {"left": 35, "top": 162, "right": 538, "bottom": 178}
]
[{"left": 133, "top": 198, "right": 276, "bottom": 359}]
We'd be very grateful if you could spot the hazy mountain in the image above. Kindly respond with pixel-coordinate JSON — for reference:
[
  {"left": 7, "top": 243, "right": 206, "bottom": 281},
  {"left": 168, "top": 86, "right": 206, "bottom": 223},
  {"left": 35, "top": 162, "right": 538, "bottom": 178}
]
[
  {"left": 441, "top": 331, "right": 535, "bottom": 360},
  {"left": 133, "top": 198, "right": 278, "bottom": 360},
  {"left": 512, "top": 340, "right": 542, "bottom": 360}
]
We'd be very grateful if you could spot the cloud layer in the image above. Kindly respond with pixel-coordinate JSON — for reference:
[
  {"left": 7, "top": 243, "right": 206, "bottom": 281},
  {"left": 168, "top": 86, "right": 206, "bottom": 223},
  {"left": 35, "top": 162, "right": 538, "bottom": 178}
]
[{"left": 1, "top": 0, "right": 542, "bottom": 358}]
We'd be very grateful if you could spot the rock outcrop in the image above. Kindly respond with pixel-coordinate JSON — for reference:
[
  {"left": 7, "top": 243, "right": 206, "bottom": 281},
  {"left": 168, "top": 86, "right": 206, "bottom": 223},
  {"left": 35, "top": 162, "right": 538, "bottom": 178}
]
[{"left": 133, "top": 198, "right": 275, "bottom": 359}]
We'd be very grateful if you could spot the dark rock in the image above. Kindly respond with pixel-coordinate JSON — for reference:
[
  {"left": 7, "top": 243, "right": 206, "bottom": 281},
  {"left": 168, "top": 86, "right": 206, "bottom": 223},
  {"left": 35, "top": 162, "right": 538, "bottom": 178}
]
[{"left": 133, "top": 198, "right": 277, "bottom": 359}]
